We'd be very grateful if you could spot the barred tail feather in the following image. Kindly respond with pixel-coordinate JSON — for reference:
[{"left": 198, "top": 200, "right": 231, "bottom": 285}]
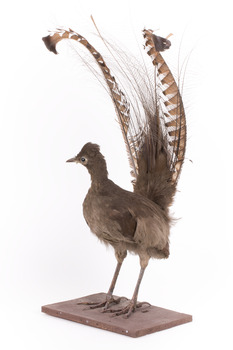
[{"left": 43, "top": 26, "right": 186, "bottom": 213}]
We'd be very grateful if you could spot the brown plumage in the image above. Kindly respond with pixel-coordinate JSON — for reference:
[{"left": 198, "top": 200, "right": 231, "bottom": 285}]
[{"left": 43, "top": 26, "right": 186, "bottom": 317}]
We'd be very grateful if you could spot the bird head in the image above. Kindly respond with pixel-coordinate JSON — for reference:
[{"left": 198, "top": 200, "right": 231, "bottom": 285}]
[
  {"left": 66, "top": 142, "right": 101, "bottom": 168},
  {"left": 66, "top": 142, "right": 108, "bottom": 180}
]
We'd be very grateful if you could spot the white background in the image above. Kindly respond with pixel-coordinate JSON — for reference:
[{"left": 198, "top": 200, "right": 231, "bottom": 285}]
[{"left": 1, "top": 0, "right": 232, "bottom": 349}]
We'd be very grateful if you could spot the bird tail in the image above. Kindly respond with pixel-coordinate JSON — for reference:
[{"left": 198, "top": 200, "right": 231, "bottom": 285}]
[
  {"left": 132, "top": 29, "right": 186, "bottom": 212},
  {"left": 42, "top": 25, "right": 186, "bottom": 213}
]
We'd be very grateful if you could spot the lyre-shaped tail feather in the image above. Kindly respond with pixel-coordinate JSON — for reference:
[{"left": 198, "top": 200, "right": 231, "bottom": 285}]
[
  {"left": 143, "top": 29, "right": 186, "bottom": 184},
  {"left": 43, "top": 27, "right": 186, "bottom": 212},
  {"left": 42, "top": 28, "right": 137, "bottom": 178}
]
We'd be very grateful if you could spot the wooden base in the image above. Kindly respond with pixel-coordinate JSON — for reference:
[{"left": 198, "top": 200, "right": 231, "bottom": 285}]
[{"left": 42, "top": 293, "right": 192, "bottom": 338}]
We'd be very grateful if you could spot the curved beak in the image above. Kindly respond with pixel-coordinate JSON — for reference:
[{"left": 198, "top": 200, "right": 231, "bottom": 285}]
[{"left": 66, "top": 156, "right": 77, "bottom": 163}]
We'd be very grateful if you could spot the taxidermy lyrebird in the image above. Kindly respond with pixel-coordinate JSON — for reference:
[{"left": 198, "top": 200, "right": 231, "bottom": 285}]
[{"left": 42, "top": 25, "right": 186, "bottom": 317}]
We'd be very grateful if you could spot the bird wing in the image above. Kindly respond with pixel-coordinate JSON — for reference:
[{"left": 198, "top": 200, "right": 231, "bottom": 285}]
[
  {"left": 84, "top": 194, "right": 137, "bottom": 245},
  {"left": 101, "top": 206, "right": 137, "bottom": 244}
]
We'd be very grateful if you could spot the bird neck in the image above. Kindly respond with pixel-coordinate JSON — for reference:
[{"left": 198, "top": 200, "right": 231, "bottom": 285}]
[{"left": 87, "top": 155, "right": 109, "bottom": 187}]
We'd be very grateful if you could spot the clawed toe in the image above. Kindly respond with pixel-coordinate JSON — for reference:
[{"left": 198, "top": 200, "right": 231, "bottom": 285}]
[
  {"left": 115, "top": 304, "right": 135, "bottom": 318},
  {"left": 76, "top": 300, "right": 107, "bottom": 309},
  {"left": 110, "top": 301, "right": 151, "bottom": 318},
  {"left": 77, "top": 296, "right": 150, "bottom": 317},
  {"left": 76, "top": 296, "right": 122, "bottom": 311}
]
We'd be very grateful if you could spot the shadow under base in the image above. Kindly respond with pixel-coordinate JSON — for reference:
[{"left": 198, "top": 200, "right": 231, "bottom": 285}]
[{"left": 41, "top": 292, "right": 192, "bottom": 338}]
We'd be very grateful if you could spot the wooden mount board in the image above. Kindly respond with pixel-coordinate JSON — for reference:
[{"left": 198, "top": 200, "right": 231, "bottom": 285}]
[{"left": 42, "top": 293, "right": 192, "bottom": 338}]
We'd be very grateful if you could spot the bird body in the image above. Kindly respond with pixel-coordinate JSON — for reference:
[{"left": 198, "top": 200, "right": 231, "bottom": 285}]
[
  {"left": 43, "top": 25, "right": 187, "bottom": 317},
  {"left": 83, "top": 183, "right": 170, "bottom": 261},
  {"left": 80, "top": 144, "right": 170, "bottom": 264}
]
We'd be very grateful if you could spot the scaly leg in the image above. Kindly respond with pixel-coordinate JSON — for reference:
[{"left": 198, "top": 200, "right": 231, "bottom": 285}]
[
  {"left": 77, "top": 250, "right": 127, "bottom": 310},
  {"left": 113, "top": 266, "right": 146, "bottom": 317},
  {"left": 102, "top": 260, "right": 123, "bottom": 309},
  {"left": 87, "top": 260, "right": 123, "bottom": 310},
  {"left": 106, "top": 253, "right": 150, "bottom": 318}
]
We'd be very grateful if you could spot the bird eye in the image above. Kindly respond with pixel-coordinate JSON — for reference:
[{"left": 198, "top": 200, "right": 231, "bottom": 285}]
[{"left": 80, "top": 157, "right": 86, "bottom": 163}]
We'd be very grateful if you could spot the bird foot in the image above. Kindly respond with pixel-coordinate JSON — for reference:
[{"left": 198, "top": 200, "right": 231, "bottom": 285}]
[
  {"left": 76, "top": 295, "right": 122, "bottom": 311},
  {"left": 77, "top": 295, "right": 151, "bottom": 317},
  {"left": 113, "top": 302, "right": 136, "bottom": 318},
  {"left": 104, "top": 300, "right": 151, "bottom": 318}
]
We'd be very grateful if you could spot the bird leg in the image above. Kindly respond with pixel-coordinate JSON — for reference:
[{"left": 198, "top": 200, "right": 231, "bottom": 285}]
[
  {"left": 110, "top": 266, "right": 146, "bottom": 317},
  {"left": 87, "top": 261, "right": 123, "bottom": 310},
  {"left": 106, "top": 254, "right": 150, "bottom": 318},
  {"left": 77, "top": 250, "right": 127, "bottom": 310},
  {"left": 102, "top": 260, "right": 123, "bottom": 309}
]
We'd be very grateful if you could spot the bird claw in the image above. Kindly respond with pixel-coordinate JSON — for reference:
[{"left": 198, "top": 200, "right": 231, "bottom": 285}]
[
  {"left": 76, "top": 296, "right": 122, "bottom": 311},
  {"left": 114, "top": 303, "right": 136, "bottom": 318},
  {"left": 108, "top": 301, "right": 151, "bottom": 318},
  {"left": 77, "top": 296, "right": 151, "bottom": 317}
]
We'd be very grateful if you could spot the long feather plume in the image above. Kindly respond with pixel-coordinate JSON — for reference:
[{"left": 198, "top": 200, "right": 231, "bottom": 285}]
[
  {"left": 143, "top": 29, "right": 186, "bottom": 184},
  {"left": 43, "top": 28, "right": 138, "bottom": 178},
  {"left": 42, "top": 26, "right": 186, "bottom": 211}
]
